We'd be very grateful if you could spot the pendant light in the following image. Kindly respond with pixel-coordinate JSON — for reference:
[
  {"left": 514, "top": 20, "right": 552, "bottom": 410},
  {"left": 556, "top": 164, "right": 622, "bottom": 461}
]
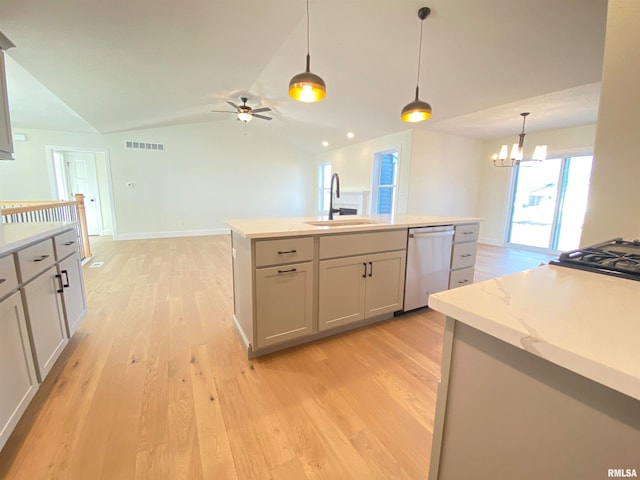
[
  {"left": 491, "top": 112, "right": 548, "bottom": 167},
  {"left": 401, "top": 7, "right": 432, "bottom": 123},
  {"left": 288, "top": 0, "right": 326, "bottom": 102}
]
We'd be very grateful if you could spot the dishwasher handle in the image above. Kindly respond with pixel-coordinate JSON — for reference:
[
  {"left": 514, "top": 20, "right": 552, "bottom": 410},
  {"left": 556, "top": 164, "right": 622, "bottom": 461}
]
[{"left": 409, "top": 230, "right": 454, "bottom": 239}]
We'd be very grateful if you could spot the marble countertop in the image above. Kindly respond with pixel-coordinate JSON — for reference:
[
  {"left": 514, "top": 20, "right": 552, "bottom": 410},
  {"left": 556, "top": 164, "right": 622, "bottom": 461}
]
[
  {"left": 428, "top": 265, "right": 640, "bottom": 401},
  {"left": 226, "top": 214, "right": 481, "bottom": 239},
  {"left": 0, "top": 222, "right": 77, "bottom": 256}
]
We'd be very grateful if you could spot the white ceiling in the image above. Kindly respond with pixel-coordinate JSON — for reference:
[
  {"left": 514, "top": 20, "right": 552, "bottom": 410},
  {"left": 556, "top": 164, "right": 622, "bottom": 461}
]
[{"left": 1, "top": 0, "right": 608, "bottom": 153}]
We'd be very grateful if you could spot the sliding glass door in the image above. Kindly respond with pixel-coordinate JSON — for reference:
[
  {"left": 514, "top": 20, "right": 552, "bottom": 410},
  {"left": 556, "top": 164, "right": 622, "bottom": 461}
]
[{"left": 507, "top": 155, "right": 593, "bottom": 252}]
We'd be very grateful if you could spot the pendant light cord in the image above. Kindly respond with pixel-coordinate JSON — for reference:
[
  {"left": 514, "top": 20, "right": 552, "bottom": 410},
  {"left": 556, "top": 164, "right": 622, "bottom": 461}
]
[
  {"left": 306, "top": 0, "right": 310, "bottom": 56},
  {"left": 415, "top": 17, "right": 425, "bottom": 96}
]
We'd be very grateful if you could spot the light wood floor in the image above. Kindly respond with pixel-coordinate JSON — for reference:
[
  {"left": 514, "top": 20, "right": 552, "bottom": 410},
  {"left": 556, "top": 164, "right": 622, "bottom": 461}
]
[{"left": 0, "top": 236, "right": 554, "bottom": 480}]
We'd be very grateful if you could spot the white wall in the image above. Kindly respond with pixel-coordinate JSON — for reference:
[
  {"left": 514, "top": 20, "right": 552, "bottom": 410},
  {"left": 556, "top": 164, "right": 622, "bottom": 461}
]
[
  {"left": 1, "top": 121, "right": 315, "bottom": 238},
  {"left": 581, "top": 0, "right": 640, "bottom": 245},
  {"left": 315, "top": 130, "right": 413, "bottom": 215},
  {"left": 407, "top": 129, "right": 483, "bottom": 216},
  {"left": 476, "top": 124, "right": 597, "bottom": 245}
]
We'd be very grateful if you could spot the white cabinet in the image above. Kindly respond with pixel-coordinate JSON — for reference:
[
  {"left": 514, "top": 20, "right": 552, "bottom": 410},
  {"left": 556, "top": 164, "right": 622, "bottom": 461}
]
[
  {"left": 449, "top": 223, "right": 479, "bottom": 289},
  {"left": 318, "top": 231, "right": 406, "bottom": 332},
  {"left": 54, "top": 230, "right": 87, "bottom": 336},
  {"left": 21, "top": 265, "right": 68, "bottom": 381},
  {"left": 255, "top": 262, "right": 313, "bottom": 348},
  {"left": 318, "top": 250, "right": 406, "bottom": 331},
  {"left": 0, "top": 47, "right": 14, "bottom": 161},
  {"left": 251, "top": 236, "right": 315, "bottom": 350},
  {"left": 57, "top": 253, "right": 87, "bottom": 337},
  {"left": 0, "top": 291, "right": 38, "bottom": 451}
]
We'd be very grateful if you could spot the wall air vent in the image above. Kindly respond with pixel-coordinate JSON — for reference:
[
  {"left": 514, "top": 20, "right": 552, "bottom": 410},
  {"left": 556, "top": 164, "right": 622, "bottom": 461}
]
[{"left": 125, "top": 141, "right": 165, "bottom": 151}]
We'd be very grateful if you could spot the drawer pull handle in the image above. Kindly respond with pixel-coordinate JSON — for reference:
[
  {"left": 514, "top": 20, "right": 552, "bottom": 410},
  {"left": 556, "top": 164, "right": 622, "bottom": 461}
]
[
  {"left": 64, "top": 241, "right": 76, "bottom": 246},
  {"left": 458, "top": 279, "right": 469, "bottom": 284},
  {"left": 362, "top": 262, "right": 367, "bottom": 278},
  {"left": 277, "top": 249, "right": 297, "bottom": 255},
  {"left": 33, "top": 254, "right": 50, "bottom": 262},
  {"left": 0, "top": 278, "right": 5, "bottom": 284},
  {"left": 277, "top": 268, "right": 297, "bottom": 274},
  {"left": 462, "top": 231, "right": 474, "bottom": 235},
  {"left": 61, "top": 269, "right": 70, "bottom": 288},
  {"left": 368, "top": 261, "right": 373, "bottom": 277},
  {"left": 55, "top": 273, "right": 64, "bottom": 293},
  {"left": 461, "top": 254, "right": 472, "bottom": 258}
]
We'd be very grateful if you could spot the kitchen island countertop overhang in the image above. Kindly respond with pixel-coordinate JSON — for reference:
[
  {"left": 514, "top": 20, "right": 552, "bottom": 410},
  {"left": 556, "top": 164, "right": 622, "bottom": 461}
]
[
  {"left": 428, "top": 264, "right": 640, "bottom": 400},
  {"left": 225, "top": 214, "right": 483, "bottom": 239}
]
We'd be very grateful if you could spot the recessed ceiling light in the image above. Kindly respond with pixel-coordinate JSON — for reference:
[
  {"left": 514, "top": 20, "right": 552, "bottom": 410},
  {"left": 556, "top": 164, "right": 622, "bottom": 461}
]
[
  {"left": 346, "top": 132, "right": 355, "bottom": 139},
  {"left": 322, "top": 141, "right": 329, "bottom": 147}
]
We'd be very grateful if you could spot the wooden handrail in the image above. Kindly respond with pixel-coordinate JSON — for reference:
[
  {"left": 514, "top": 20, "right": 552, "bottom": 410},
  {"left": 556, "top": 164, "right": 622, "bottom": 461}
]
[{"left": 1, "top": 197, "right": 93, "bottom": 260}]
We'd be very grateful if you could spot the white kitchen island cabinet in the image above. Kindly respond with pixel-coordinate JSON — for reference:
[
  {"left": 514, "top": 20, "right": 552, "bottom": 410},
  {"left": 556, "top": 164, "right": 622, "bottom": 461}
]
[
  {"left": 228, "top": 213, "right": 481, "bottom": 358},
  {"left": 318, "top": 230, "right": 406, "bottom": 331},
  {"left": 427, "top": 266, "right": 640, "bottom": 480}
]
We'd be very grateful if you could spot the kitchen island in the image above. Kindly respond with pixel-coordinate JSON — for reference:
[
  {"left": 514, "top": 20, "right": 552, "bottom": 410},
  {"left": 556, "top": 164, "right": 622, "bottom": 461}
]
[
  {"left": 226, "top": 214, "right": 481, "bottom": 358},
  {"left": 427, "top": 265, "right": 640, "bottom": 480}
]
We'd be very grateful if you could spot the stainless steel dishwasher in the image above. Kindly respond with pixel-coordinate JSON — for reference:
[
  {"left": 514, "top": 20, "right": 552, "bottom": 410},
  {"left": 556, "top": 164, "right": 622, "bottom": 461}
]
[{"left": 404, "top": 225, "right": 454, "bottom": 311}]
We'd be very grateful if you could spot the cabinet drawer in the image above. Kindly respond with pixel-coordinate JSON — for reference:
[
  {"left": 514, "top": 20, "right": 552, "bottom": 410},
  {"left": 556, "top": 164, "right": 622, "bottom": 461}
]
[
  {"left": 16, "top": 239, "right": 55, "bottom": 283},
  {"left": 255, "top": 237, "right": 314, "bottom": 267},
  {"left": 454, "top": 223, "right": 480, "bottom": 243},
  {"left": 451, "top": 242, "right": 477, "bottom": 270},
  {"left": 449, "top": 267, "right": 474, "bottom": 289},
  {"left": 0, "top": 255, "right": 18, "bottom": 299},
  {"left": 319, "top": 229, "right": 407, "bottom": 259},
  {"left": 54, "top": 229, "right": 80, "bottom": 260}
]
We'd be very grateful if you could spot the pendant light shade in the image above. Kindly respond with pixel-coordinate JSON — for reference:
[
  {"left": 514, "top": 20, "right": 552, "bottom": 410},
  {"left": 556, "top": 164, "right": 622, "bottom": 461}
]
[
  {"left": 288, "top": 0, "right": 326, "bottom": 103},
  {"left": 400, "top": 87, "right": 432, "bottom": 122},
  {"left": 288, "top": 55, "right": 326, "bottom": 102},
  {"left": 401, "top": 7, "right": 432, "bottom": 123}
]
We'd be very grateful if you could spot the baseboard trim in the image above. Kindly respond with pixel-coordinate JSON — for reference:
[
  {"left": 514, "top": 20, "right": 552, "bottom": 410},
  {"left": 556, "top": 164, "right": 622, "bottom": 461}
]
[{"left": 115, "top": 228, "right": 230, "bottom": 241}]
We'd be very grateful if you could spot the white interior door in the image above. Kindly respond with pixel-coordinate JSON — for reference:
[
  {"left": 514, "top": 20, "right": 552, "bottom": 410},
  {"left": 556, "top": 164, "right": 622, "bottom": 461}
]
[{"left": 63, "top": 151, "right": 102, "bottom": 236}]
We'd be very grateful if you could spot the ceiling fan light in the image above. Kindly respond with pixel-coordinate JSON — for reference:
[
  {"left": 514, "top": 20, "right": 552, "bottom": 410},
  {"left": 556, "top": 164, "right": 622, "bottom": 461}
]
[
  {"left": 400, "top": 98, "right": 432, "bottom": 122},
  {"left": 237, "top": 112, "right": 253, "bottom": 123},
  {"left": 288, "top": 71, "right": 326, "bottom": 103}
]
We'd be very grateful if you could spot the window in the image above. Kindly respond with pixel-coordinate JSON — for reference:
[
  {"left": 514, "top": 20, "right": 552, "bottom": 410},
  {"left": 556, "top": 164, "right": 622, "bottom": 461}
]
[
  {"left": 371, "top": 150, "right": 398, "bottom": 214},
  {"left": 507, "top": 155, "right": 593, "bottom": 252},
  {"left": 318, "top": 163, "right": 332, "bottom": 213}
]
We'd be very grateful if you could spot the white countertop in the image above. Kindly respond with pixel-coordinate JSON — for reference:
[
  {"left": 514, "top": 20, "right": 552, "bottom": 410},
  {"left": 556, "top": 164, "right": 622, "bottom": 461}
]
[
  {"left": 428, "top": 265, "right": 640, "bottom": 401},
  {"left": 0, "top": 222, "right": 77, "bottom": 256},
  {"left": 226, "top": 214, "right": 481, "bottom": 239}
]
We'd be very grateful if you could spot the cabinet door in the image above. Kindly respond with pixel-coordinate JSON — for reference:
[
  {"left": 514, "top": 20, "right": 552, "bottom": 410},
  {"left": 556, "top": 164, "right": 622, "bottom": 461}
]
[
  {"left": 318, "top": 255, "right": 366, "bottom": 331},
  {"left": 365, "top": 250, "right": 406, "bottom": 318},
  {"left": 0, "top": 291, "right": 38, "bottom": 451},
  {"left": 0, "top": 51, "right": 13, "bottom": 160},
  {"left": 255, "top": 262, "right": 313, "bottom": 349},
  {"left": 58, "top": 253, "right": 87, "bottom": 337},
  {"left": 22, "top": 267, "right": 68, "bottom": 381}
]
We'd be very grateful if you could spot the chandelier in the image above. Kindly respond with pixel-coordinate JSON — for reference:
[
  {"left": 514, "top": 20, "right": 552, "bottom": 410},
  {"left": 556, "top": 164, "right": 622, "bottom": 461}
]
[{"left": 492, "top": 112, "right": 547, "bottom": 167}]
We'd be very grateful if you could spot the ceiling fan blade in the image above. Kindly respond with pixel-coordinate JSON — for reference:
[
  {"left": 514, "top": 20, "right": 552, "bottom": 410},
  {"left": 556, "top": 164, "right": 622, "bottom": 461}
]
[
  {"left": 252, "top": 114, "right": 272, "bottom": 121},
  {"left": 211, "top": 110, "right": 236, "bottom": 114},
  {"left": 250, "top": 107, "right": 272, "bottom": 114},
  {"left": 226, "top": 100, "right": 240, "bottom": 110}
]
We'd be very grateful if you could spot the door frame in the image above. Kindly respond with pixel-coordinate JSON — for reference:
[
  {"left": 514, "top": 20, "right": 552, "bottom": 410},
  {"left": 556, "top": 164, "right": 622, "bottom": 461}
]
[
  {"left": 504, "top": 148, "right": 593, "bottom": 254},
  {"left": 46, "top": 145, "right": 117, "bottom": 239}
]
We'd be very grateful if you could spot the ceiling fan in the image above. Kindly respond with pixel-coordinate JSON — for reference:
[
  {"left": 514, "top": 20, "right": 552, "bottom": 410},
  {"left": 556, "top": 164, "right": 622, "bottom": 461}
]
[{"left": 211, "top": 97, "right": 272, "bottom": 122}]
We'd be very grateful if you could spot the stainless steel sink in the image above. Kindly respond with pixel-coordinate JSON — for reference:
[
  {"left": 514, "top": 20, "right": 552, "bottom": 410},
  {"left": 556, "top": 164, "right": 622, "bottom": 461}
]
[{"left": 305, "top": 218, "right": 383, "bottom": 227}]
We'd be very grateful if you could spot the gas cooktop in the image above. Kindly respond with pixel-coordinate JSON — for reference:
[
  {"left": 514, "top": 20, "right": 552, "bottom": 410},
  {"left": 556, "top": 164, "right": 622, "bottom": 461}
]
[{"left": 550, "top": 238, "right": 640, "bottom": 281}]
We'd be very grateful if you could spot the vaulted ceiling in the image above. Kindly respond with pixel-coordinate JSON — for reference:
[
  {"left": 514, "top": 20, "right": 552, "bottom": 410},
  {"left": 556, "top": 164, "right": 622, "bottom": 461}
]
[{"left": 1, "top": 0, "right": 608, "bottom": 153}]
